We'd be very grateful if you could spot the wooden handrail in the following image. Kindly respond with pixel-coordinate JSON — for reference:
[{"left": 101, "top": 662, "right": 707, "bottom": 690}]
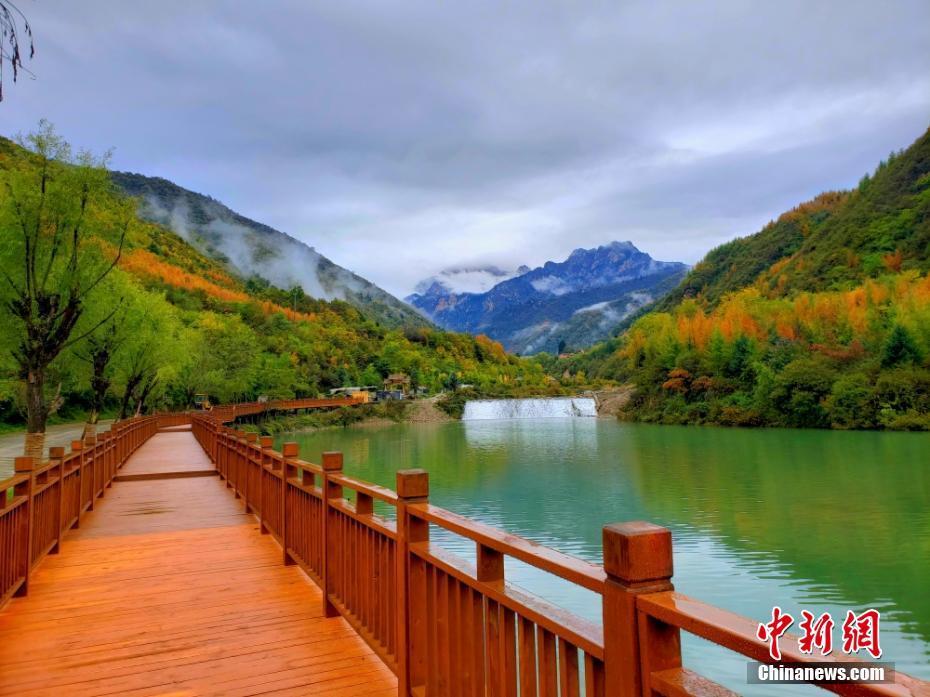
[
  {"left": 408, "top": 501, "right": 607, "bottom": 592},
  {"left": 195, "top": 413, "right": 930, "bottom": 696},
  {"left": 201, "top": 395, "right": 363, "bottom": 425},
  {"left": 638, "top": 592, "right": 922, "bottom": 697},
  {"left": 0, "top": 415, "right": 161, "bottom": 608}
]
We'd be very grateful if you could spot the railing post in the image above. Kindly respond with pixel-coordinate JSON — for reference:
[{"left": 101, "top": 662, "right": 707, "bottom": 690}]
[
  {"left": 245, "top": 432, "right": 258, "bottom": 514},
  {"left": 282, "top": 442, "right": 298, "bottom": 566},
  {"left": 602, "top": 521, "right": 678, "bottom": 697},
  {"left": 13, "top": 456, "right": 35, "bottom": 597},
  {"left": 236, "top": 430, "right": 247, "bottom": 503},
  {"left": 237, "top": 430, "right": 247, "bottom": 501},
  {"left": 321, "top": 451, "right": 343, "bottom": 619},
  {"left": 100, "top": 432, "right": 111, "bottom": 488},
  {"left": 395, "top": 468, "right": 429, "bottom": 697},
  {"left": 211, "top": 420, "right": 219, "bottom": 462},
  {"left": 49, "top": 446, "right": 65, "bottom": 554},
  {"left": 71, "top": 440, "right": 83, "bottom": 528},
  {"left": 84, "top": 435, "right": 97, "bottom": 506},
  {"left": 259, "top": 436, "right": 272, "bottom": 535},
  {"left": 221, "top": 427, "right": 230, "bottom": 484}
]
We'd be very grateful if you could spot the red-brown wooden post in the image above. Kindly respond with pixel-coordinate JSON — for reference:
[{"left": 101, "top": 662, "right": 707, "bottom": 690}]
[
  {"left": 13, "top": 456, "right": 35, "bottom": 597},
  {"left": 84, "top": 435, "right": 97, "bottom": 505},
  {"left": 71, "top": 440, "right": 83, "bottom": 527},
  {"left": 321, "top": 451, "right": 343, "bottom": 618},
  {"left": 602, "top": 521, "right": 678, "bottom": 697},
  {"left": 49, "top": 446, "right": 65, "bottom": 554},
  {"left": 218, "top": 427, "right": 227, "bottom": 483},
  {"left": 478, "top": 541, "right": 506, "bottom": 695},
  {"left": 282, "top": 442, "right": 299, "bottom": 566},
  {"left": 114, "top": 423, "right": 122, "bottom": 465},
  {"left": 229, "top": 430, "right": 237, "bottom": 493},
  {"left": 396, "top": 468, "right": 429, "bottom": 697},
  {"left": 236, "top": 430, "right": 247, "bottom": 503},
  {"left": 99, "top": 432, "right": 110, "bottom": 487},
  {"left": 238, "top": 430, "right": 248, "bottom": 501},
  {"left": 258, "top": 435, "right": 272, "bottom": 535},
  {"left": 245, "top": 432, "right": 259, "bottom": 516}
]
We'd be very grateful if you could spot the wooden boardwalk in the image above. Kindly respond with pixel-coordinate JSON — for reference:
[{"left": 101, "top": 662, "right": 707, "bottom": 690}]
[
  {"left": 115, "top": 427, "right": 216, "bottom": 481},
  {"left": 3, "top": 414, "right": 925, "bottom": 697},
  {"left": 0, "top": 431, "right": 396, "bottom": 697}
]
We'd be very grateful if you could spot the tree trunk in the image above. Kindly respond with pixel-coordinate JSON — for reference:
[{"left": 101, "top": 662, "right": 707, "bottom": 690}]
[
  {"left": 137, "top": 375, "right": 157, "bottom": 417},
  {"left": 118, "top": 374, "right": 142, "bottom": 421},
  {"left": 81, "top": 410, "right": 99, "bottom": 441},
  {"left": 24, "top": 369, "right": 48, "bottom": 459}
]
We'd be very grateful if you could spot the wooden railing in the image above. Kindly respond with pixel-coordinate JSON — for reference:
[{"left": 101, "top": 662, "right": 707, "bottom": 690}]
[
  {"left": 0, "top": 415, "right": 161, "bottom": 607},
  {"left": 190, "top": 414, "right": 927, "bottom": 697},
  {"left": 205, "top": 396, "right": 363, "bottom": 424},
  {"left": 155, "top": 412, "right": 194, "bottom": 428}
]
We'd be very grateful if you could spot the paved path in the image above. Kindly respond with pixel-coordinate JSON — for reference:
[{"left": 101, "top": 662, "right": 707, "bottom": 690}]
[
  {"left": 0, "top": 431, "right": 396, "bottom": 696},
  {"left": 0, "top": 420, "right": 113, "bottom": 479}
]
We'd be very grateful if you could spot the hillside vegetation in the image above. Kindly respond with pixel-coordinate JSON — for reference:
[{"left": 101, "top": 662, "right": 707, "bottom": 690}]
[
  {"left": 111, "top": 171, "right": 429, "bottom": 329},
  {"left": 559, "top": 126, "right": 930, "bottom": 430},
  {"left": 0, "top": 130, "right": 548, "bottom": 428}
]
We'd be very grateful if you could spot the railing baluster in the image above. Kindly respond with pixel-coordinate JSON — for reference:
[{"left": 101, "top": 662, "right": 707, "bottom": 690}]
[
  {"left": 71, "top": 440, "right": 83, "bottom": 528},
  {"left": 12, "top": 457, "right": 34, "bottom": 598},
  {"left": 258, "top": 435, "right": 270, "bottom": 535},
  {"left": 322, "top": 451, "right": 343, "bottom": 619},
  {"left": 282, "top": 442, "right": 299, "bottom": 565},
  {"left": 49, "top": 446, "right": 64, "bottom": 554}
]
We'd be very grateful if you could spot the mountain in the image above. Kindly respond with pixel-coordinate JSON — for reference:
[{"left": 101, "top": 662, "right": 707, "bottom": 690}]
[
  {"left": 559, "top": 126, "right": 930, "bottom": 430},
  {"left": 407, "top": 242, "right": 688, "bottom": 354},
  {"left": 657, "top": 127, "right": 930, "bottom": 311},
  {"left": 414, "top": 264, "right": 530, "bottom": 296},
  {"left": 0, "top": 131, "right": 551, "bottom": 427},
  {"left": 111, "top": 172, "right": 427, "bottom": 329}
]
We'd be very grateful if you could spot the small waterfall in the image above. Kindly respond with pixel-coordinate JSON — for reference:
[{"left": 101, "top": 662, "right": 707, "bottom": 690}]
[{"left": 461, "top": 397, "right": 597, "bottom": 421}]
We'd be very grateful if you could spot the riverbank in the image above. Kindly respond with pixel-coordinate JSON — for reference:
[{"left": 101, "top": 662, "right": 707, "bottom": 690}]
[
  {"left": 240, "top": 390, "right": 634, "bottom": 437},
  {"left": 240, "top": 397, "right": 453, "bottom": 436}
]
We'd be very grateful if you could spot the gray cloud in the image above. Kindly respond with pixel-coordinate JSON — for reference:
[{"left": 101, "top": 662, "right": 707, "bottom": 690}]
[{"left": 4, "top": 0, "right": 929, "bottom": 297}]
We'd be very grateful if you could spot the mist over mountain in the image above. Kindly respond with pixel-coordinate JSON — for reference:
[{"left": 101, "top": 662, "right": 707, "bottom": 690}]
[
  {"left": 407, "top": 242, "right": 687, "bottom": 354},
  {"left": 111, "top": 172, "right": 428, "bottom": 329},
  {"left": 413, "top": 265, "right": 531, "bottom": 296}
]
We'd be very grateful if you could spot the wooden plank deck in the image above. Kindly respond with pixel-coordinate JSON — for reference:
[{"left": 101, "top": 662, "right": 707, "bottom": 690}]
[
  {"left": 115, "top": 429, "right": 217, "bottom": 481},
  {"left": 0, "top": 431, "right": 397, "bottom": 697}
]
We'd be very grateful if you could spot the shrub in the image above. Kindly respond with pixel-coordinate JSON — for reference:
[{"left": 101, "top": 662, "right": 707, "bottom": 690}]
[{"left": 826, "top": 374, "right": 877, "bottom": 429}]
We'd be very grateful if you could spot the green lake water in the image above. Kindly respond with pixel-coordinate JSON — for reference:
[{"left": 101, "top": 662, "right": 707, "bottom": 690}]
[{"left": 275, "top": 418, "right": 929, "bottom": 693}]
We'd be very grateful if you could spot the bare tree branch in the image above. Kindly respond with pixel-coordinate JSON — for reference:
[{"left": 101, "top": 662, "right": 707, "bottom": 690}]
[{"left": 0, "top": 1, "right": 35, "bottom": 102}]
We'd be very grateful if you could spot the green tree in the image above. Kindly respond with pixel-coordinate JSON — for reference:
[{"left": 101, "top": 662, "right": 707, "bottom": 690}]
[
  {"left": 112, "top": 287, "right": 179, "bottom": 419},
  {"left": 0, "top": 123, "right": 130, "bottom": 456},
  {"left": 881, "top": 324, "right": 922, "bottom": 367},
  {"left": 771, "top": 358, "right": 836, "bottom": 428},
  {"left": 826, "top": 374, "right": 876, "bottom": 429}
]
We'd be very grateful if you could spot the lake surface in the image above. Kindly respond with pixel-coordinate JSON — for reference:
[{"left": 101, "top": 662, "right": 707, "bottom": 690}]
[{"left": 275, "top": 418, "right": 929, "bottom": 693}]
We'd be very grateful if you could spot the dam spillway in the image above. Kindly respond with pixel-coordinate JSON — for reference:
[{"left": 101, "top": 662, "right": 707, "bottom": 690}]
[{"left": 461, "top": 397, "right": 598, "bottom": 420}]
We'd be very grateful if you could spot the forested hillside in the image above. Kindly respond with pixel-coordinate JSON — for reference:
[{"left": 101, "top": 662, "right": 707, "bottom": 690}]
[
  {"left": 0, "top": 129, "right": 547, "bottom": 428},
  {"left": 111, "top": 171, "right": 429, "bottom": 330},
  {"left": 558, "top": 127, "right": 930, "bottom": 430}
]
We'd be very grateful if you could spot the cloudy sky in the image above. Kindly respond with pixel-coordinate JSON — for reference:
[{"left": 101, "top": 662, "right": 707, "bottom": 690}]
[{"left": 3, "top": 1, "right": 929, "bottom": 297}]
